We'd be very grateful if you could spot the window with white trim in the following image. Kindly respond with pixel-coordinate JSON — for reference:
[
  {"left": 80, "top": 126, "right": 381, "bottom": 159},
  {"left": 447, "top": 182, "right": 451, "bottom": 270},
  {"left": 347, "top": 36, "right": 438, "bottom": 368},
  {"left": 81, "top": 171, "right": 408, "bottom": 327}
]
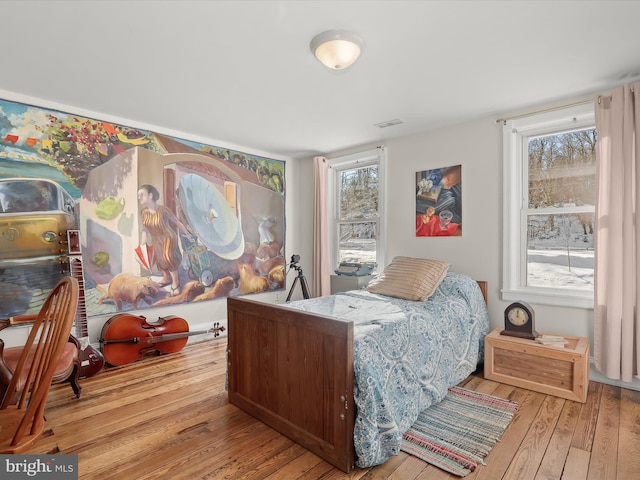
[
  {"left": 502, "top": 104, "right": 595, "bottom": 309},
  {"left": 328, "top": 147, "right": 386, "bottom": 273}
]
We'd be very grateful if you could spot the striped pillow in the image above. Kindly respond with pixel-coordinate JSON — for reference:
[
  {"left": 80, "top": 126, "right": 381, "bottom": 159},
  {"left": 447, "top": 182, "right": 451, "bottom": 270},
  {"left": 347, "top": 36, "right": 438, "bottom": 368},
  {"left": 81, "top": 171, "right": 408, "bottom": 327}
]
[{"left": 366, "top": 256, "right": 450, "bottom": 301}]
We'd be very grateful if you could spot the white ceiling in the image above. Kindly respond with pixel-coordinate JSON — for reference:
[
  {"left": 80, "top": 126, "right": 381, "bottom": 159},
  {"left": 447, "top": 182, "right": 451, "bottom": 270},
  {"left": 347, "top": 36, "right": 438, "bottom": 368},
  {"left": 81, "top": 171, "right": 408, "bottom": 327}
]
[{"left": 3, "top": 1, "right": 640, "bottom": 160}]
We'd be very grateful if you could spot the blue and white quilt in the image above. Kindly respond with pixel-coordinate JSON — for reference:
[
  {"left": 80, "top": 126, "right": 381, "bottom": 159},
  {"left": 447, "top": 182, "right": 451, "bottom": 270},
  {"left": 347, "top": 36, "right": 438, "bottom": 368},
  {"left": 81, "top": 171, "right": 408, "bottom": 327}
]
[{"left": 286, "top": 271, "right": 489, "bottom": 467}]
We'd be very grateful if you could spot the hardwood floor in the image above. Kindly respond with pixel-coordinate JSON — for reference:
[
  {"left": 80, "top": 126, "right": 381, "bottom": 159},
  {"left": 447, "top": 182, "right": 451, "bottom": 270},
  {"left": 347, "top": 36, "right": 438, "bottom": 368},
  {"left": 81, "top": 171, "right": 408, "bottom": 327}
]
[{"left": 30, "top": 339, "right": 640, "bottom": 479}]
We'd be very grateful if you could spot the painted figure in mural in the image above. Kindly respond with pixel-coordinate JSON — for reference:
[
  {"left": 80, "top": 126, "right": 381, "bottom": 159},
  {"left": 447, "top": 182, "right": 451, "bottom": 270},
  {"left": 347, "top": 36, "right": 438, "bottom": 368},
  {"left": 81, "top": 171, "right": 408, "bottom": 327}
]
[{"left": 137, "top": 184, "right": 193, "bottom": 296}]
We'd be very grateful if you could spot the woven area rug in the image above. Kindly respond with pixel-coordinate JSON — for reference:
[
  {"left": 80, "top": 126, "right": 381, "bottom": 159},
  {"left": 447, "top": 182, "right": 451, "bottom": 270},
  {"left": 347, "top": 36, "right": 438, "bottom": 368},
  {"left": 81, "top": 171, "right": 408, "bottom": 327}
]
[{"left": 401, "top": 386, "right": 518, "bottom": 477}]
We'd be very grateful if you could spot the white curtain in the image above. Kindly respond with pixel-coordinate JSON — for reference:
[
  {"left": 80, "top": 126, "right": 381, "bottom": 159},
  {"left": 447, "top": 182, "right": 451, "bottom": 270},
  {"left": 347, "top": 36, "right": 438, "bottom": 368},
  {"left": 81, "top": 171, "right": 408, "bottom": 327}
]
[
  {"left": 312, "top": 156, "right": 330, "bottom": 297},
  {"left": 594, "top": 81, "right": 640, "bottom": 382}
]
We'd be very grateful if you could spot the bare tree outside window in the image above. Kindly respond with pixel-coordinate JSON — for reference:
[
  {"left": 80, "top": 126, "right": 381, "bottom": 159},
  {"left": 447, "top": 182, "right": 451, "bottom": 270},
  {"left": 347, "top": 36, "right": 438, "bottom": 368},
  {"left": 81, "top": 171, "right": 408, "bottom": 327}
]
[
  {"left": 337, "top": 165, "right": 378, "bottom": 265},
  {"left": 526, "top": 128, "right": 596, "bottom": 291},
  {"left": 557, "top": 214, "right": 580, "bottom": 272}
]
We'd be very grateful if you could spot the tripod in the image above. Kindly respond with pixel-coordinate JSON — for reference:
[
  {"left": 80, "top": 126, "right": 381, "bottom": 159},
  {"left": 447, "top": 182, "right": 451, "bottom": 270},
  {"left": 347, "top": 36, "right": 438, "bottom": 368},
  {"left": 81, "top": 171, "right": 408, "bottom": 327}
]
[{"left": 286, "top": 264, "right": 311, "bottom": 301}]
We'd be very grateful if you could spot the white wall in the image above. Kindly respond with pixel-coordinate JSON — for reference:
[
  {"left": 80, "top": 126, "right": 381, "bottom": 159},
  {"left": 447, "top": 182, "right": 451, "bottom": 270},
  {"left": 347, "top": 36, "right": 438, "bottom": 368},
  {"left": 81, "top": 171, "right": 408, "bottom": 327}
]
[{"left": 302, "top": 113, "right": 593, "bottom": 345}]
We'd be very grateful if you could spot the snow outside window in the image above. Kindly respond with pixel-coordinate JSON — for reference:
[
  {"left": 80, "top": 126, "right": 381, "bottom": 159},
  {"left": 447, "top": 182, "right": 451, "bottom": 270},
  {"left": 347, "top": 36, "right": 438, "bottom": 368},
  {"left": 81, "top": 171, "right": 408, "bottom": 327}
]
[
  {"left": 502, "top": 104, "right": 595, "bottom": 309},
  {"left": 328, "top": 148, "right": 386, "bottom": 274}
]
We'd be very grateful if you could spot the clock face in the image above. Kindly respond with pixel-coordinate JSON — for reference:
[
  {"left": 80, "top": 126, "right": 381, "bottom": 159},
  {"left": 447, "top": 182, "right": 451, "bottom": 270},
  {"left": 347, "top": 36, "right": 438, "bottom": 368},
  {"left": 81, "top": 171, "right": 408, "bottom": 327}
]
[
  {"left": 507, "top": 307, "right": 528, "bottom": 326},
  {"left": 502, "top": 301, "right": 537, "bottom": 339}
]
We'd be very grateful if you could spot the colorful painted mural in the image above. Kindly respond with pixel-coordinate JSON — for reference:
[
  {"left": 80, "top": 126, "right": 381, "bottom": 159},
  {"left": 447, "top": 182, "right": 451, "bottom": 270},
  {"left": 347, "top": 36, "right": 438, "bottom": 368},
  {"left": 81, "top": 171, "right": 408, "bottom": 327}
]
[{"left": 0, "top": 98, "right": 286, "bottom": 318}]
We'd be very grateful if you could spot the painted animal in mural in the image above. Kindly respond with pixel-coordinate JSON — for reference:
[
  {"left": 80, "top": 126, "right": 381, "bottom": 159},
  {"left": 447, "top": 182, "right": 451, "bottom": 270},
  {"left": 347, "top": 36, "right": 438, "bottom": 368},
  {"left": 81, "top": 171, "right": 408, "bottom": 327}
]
[
  {"left": 97, "top": 273, "right": 160, "bottom": 310},
  {"left": 193, "top": 276, "right": 236, "bottom": 302},
  {"left": 238, "top": 262, "right": 270, "bottom": 295},
  {"left": 152, "top": 280, "right": 206, "bottom": 306}
]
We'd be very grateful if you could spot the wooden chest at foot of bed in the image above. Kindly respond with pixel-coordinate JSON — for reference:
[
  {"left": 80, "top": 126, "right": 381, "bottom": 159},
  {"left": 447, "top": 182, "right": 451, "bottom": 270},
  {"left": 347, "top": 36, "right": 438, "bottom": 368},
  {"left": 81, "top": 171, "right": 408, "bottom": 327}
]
[{"left": 484, "top": 328, "right": 589, "bottom": 403}]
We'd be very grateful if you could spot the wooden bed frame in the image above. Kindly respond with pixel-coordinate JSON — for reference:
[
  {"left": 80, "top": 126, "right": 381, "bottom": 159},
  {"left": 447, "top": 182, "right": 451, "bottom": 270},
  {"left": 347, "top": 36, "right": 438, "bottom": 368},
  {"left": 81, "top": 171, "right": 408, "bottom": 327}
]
[{"left": 226, "top": 281, "right": 487, "bottom": 473}]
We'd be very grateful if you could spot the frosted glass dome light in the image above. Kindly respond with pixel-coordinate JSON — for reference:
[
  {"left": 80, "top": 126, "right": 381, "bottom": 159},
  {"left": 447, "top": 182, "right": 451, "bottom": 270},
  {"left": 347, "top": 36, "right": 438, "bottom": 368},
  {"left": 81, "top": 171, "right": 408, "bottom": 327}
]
[{"left": 310, "top": 30, "right": 364, "bottom": 70}]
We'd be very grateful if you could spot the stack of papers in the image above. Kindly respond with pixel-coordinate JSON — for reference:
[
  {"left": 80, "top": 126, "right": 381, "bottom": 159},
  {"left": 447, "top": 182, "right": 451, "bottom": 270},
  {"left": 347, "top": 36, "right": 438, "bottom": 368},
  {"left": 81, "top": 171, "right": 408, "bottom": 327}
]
[{"left": 535, "top": 335, "right": 569, "bottom": 348}]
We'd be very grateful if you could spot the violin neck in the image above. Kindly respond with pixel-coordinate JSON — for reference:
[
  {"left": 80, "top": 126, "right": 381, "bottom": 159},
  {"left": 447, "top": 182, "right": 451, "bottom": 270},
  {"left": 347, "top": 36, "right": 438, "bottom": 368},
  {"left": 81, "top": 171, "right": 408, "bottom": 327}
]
[
  {"left": 101, "top": 326, "right": 223, "bottom": 346},
  {"left": 154, "top": 329, "right": 212, "bottom": 342}
]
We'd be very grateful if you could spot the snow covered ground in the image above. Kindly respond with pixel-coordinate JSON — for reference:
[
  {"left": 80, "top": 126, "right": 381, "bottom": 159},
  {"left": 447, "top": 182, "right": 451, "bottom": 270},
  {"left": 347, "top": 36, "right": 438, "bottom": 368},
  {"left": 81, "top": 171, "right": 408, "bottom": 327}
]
[{"left": 527, "top": 249, "right": 593, "bottom": 291}]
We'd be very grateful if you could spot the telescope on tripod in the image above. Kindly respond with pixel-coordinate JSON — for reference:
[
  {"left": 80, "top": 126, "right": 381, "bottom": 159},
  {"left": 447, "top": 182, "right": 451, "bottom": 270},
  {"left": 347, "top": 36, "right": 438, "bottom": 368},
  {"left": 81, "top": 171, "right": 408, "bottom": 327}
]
[{"left": 286, "top": 254, "right": 310, "bottom": 301}]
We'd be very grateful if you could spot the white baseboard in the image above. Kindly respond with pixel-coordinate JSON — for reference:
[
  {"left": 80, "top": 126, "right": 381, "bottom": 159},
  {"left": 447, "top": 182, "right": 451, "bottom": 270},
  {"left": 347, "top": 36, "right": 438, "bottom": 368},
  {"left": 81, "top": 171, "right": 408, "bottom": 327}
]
[
  {"left": 590, "top": 358, "right": 640, "bottom": 392},
  {"left": 186, "top": 319, "right": 228, "bottom": 345}
]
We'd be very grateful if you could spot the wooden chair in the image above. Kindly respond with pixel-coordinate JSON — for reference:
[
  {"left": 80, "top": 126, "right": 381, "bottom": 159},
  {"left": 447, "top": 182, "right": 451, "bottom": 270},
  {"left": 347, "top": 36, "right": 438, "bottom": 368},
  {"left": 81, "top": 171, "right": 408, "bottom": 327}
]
[
  {"left": 0, "top": 276, "right": 78, "bottom": 454},
  {"left": 0, "top": 320, "right": 82, "bottom": 402}
]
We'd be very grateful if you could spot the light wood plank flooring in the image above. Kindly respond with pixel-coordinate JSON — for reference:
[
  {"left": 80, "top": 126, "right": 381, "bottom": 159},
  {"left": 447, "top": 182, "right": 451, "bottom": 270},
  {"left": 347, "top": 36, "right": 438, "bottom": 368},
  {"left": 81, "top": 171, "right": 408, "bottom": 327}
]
[{"left": 28, "top": 339, "right": 640, "bottom": 479}]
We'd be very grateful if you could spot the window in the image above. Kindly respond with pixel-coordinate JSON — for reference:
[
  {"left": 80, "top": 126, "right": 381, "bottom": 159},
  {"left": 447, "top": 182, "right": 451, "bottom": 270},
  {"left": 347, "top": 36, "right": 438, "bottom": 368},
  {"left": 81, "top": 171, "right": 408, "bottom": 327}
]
[
  {"left": 503, "top": 104, "right": 595, "bottom": 308},
  {"left": 328, "top": 147, "right": 386, "bottom": 273}
]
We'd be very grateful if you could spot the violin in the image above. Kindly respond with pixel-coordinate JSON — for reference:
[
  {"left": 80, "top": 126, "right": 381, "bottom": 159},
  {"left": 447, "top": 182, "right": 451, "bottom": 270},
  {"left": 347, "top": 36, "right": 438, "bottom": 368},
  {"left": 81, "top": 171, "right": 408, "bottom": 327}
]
[{"left": 99, "top": 314, "right": 225, "bottom": 366}]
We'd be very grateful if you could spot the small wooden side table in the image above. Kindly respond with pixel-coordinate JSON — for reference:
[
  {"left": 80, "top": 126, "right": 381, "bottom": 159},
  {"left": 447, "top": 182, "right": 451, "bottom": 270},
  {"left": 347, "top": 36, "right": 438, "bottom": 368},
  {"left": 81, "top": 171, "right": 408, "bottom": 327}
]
[
  {"left": 484, "top": 328, "right": 589, "bottom": 402},
  {"left": 330, "top": 275, "right": 373, "bottom": 294}
]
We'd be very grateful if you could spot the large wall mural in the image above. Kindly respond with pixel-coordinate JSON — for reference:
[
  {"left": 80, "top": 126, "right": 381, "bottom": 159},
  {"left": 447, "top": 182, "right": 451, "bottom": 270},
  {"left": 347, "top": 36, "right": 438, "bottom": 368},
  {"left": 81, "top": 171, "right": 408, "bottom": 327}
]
[{"left": 0, "top": 98, "right": 286, "bottom": 318}]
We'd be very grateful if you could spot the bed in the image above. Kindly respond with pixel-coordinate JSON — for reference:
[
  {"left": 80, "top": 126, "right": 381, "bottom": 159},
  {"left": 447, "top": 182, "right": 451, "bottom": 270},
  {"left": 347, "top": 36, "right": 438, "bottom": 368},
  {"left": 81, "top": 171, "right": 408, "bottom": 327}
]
[{"left": 226, "top": 261, "right": 489, "bottom": 473}]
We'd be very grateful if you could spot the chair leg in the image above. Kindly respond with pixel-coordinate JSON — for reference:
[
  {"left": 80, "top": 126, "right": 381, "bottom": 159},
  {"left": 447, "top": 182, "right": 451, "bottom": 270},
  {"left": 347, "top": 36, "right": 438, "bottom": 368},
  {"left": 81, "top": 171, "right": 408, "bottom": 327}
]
[{"left": 67, "top": 364, "right": 82, "bottom": 399}]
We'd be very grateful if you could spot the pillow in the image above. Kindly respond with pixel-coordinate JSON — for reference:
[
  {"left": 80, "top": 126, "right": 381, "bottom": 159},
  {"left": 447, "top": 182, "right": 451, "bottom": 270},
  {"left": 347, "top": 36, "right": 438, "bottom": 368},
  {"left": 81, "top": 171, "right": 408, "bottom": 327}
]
[{"left": 365, "top": 256, "right": 450, "bottom": 301}]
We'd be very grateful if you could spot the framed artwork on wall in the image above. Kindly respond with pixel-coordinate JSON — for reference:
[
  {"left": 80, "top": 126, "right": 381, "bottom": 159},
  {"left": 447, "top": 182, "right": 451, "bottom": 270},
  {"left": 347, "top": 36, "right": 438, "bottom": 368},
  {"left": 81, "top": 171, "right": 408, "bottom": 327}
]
[{"left": 415, "top": 164, "right": 462, "bottom": 237}]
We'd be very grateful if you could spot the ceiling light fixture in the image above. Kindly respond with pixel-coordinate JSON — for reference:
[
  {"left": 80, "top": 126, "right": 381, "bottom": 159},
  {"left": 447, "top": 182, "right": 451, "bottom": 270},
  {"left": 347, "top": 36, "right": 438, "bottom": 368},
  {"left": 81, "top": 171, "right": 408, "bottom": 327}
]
[{"left": 310, "top": 30, "right": 364, "bottom": 70}]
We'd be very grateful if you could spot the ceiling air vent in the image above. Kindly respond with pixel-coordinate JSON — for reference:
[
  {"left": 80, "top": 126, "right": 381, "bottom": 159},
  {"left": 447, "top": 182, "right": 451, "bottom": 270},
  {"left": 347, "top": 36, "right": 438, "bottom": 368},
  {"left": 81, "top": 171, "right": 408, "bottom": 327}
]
[{"left": 374, "top": 118, "right": 404, "bottom": 129}]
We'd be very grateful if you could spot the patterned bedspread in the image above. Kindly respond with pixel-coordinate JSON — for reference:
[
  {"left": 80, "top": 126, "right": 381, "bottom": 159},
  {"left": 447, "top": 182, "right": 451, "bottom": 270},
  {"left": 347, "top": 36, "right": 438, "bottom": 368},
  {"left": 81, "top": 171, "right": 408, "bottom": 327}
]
[{"left": 286, "top": 271, "right": 489, "bottom": 467}]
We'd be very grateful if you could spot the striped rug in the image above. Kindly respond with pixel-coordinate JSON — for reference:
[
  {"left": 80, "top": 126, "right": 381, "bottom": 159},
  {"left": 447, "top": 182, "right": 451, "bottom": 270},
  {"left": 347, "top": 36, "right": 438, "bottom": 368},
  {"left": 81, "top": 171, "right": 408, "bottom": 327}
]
[{"left": 401, "top": 386, "right": 518, "bottom": 477}]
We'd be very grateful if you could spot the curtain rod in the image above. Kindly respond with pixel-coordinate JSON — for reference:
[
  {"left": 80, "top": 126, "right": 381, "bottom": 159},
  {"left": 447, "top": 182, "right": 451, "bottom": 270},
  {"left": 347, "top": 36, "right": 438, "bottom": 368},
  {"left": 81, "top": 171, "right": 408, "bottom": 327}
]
[
  {"left": 497, "top": 85, "right": 636, "bottom": 125},
  {"left": 595, "top": 86, "right": 634, "bottom": 105},
  {"left": 495, "top": 99, "right": 594, "bottom": 125}
]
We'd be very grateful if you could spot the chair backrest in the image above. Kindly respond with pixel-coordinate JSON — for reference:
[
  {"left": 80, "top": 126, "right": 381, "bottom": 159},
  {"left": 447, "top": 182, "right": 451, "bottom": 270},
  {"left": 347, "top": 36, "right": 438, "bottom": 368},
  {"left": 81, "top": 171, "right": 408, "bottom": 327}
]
[{"left": 0, "top": 277, "right": 78, "bottom": 445}]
